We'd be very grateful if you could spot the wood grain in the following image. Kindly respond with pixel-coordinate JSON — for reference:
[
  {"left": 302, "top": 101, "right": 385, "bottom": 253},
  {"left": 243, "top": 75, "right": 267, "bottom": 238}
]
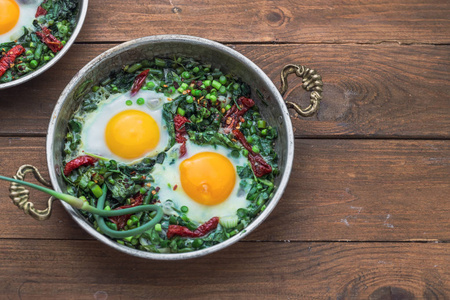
[
  {"left": 76, "top": 0, "right": 450, "bottom": 44},
  {"left": 0, "top": 240, "right": 447, "bottom": 299},
  {"left": 0, "top": 44, "right": 448, "bottom": 138},
  {"left": 1, "top": 137, "right": 448, "bottom": 241}
]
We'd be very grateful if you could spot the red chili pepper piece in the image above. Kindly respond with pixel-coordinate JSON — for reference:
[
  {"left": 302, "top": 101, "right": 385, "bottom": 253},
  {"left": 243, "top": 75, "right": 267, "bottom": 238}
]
[
  {"left": 35, "top": 6, "right": 48, "bottom": 17},
  {"left": 0, "top": 45, "right": 25, "bottom": 77},
  {"left": 108, "top": 194, "right": 144, "bottom": 230},
  {"left": 167, "top": 216, "right": 219, "bottom": 239},
  {"left": 219, "top": 95, "right": 272, "bottom": 177},
  {"left": 63, "top": 155, "right": 98, "bottom": 176},
  {"left": 35, "top": 27, "right": 63, "bottom": 53},
  {"left": 232, "top": 129, "right": 272, "bottom": 177},
  {"left": 130, "top": 69, "right": 149, "bottom": 97},
  {"left": 221, "top": 96, "right": 255, "bottom": 134},
  {"left": 174, "top": 114, "right": 191, "bottom": 157}
]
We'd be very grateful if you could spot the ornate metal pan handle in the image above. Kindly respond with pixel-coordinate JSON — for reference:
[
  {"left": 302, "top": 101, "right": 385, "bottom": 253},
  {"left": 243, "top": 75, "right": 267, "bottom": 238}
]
[
  {"left": 279, "top": 64, "right": 323, "bottom": 117},
  {"left": 9, "top": 165, "right": 55, "bottom": 221}
]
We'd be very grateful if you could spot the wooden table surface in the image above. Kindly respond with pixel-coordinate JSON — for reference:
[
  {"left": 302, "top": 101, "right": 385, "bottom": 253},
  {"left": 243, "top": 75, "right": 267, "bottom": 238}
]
[{"left": 1, "top": 1, "right": 449, "bottom": 299}]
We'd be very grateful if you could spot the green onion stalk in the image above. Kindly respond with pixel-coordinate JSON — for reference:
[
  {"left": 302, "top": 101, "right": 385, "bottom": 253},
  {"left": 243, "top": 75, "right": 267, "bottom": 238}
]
[{"left": 0, "top": 176, "right": 163, "bottom": 238}]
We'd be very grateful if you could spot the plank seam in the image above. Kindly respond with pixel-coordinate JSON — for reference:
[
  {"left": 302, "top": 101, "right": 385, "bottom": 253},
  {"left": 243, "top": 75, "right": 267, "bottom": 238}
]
[{"left": 72, "top": 41, "right": 450, "bottom": 46}]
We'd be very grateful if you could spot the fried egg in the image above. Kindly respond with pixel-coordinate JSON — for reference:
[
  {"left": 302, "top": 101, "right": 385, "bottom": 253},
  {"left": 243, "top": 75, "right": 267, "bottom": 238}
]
[
  {"left": 79, "top": 89, "right": 171, "bottom": 163},
  {"left": 153, "top": 141, "right": 250, "bottom": 223},
  {"left": 0, "top": 0, "right": 41, "bottom": 43}
]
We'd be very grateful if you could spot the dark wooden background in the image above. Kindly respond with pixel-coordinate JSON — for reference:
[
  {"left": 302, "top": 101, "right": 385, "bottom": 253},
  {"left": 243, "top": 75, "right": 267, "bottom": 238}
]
[{"left": 0, "top": 1, "right": 449, "bottom": 299}]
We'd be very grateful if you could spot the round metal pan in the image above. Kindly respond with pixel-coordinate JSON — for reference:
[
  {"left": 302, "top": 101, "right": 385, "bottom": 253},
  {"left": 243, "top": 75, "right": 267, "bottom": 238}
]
[{"left": 8, "top": 35, "right": 323, "bottom": 259}]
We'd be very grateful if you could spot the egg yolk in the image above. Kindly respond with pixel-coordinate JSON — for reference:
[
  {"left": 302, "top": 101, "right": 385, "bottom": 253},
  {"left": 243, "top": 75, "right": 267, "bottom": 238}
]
[
  {"left": 105, "top": 110, "right": 160, "bottom": 160},
  {"left": 179, "top": 152, "right": 236, "bottom": 206},
  {"left": 0, "top": 0, "right": 20, "bottom": 35}
]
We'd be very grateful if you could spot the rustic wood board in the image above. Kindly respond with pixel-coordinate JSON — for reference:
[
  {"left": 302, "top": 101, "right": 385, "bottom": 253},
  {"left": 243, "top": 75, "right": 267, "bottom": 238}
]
[
  {"left": 1, "top": 137, "right": 448, "bottom": 241},
  {"left": 76, "top": 0, "right": 450, "bottom": 44},
  {"left": 0, "top": 240, "right": 448, "bottom": 299},
  {"left": 0, "top": 44, "right": 449, "bottom": 138},
  {"left": 0, "top": 0, "right": 448, "bottom": 297}
]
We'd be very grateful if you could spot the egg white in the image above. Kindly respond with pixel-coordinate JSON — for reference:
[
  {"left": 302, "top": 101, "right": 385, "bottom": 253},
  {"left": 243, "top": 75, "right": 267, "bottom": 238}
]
[
  {"left": 78, "top": 89, "right": 171, "bottom": 163},
  {"left": 152, "top": 140, "right": 250, "bottom": 223},
  {"left": 0, "top": 0, "right": 41, "bottom": 43}
]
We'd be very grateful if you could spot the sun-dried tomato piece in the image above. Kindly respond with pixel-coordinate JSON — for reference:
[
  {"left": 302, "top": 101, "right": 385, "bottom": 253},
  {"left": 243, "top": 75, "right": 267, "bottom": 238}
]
[
  {"left": 232, "top": 129, "right": 272, "bottom": 177},
  {"left": 221, "top": 96, "right": 255, "bottom": 134},
  {"left": 130, "top": 69, "right": 149, "bottom": 96},
  {"left": 35, "top": 27, "right": 63, "bottom": 53},
  {"left": 108, "top": 194, "right": 144, "bottom": 230},
  {"left": 0, "top": 45, "right": 25, "bottom": 77},
  {"left": 167, "top": 217, "right": 219, "bottom": 239},
  {"left": 35, "top": 6, "right": 47, "bottom": 17},
  {"left": 174, "top": 114, "right": 191, "bottom": 157},
  {"left": 63, "top": 155, "right": 98, "bottom": 176}
]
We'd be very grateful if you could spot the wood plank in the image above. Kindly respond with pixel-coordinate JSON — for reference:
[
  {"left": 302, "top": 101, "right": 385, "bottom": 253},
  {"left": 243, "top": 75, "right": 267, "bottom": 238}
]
[
  {"left": 77, "top": 0, "right": 450, "bottom": 44},
  {"left": 0, "top": 44, "right": 449, "bottom": 137},
  {"left": 1, "top": 137, "right": 449, "bottom": 241},
  {"left": 0, "top": 240, "right": 448, "bottom": 299}
]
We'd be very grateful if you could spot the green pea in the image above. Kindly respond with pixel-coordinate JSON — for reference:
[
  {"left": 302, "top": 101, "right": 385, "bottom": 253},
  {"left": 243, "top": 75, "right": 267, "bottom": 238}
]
[
  {"left": 137, "top": 98, "right": 145, "bottom": 105},
  {"left": 29, "top": 60, "right": 38, "bottom": 69},
  {"left": 180, "top": 82, "right": 188, "bottom": 90},
  {"left": 192, "top": 238, "right": 203, "bottom": 248},
  {"left": 252, "top": 145, "right": 260, "bottom": 153},
  {"left": 146, "top": 81, "right": 155, "bottom": 90},
  {"left": 192, "top": 89, "right": 202, "bottom": 97},
  {"left": 186, "top": 95, "right": 194, "bottom": 103},
  {"left": 126, "top": 219, "right": 134, "bottom": 227},
  {"left": 130, "top": 215, "right": 139, "bottom": 223},
  {"left": 225, "top": 104, "right": 231, "bottom": 110},
  {"left": 182, "top": 71, "right": 190, "bottom": 79},
  {"left": 219, "top": 86, "right": 227, "bottom": 94},
  {"left": 155, "top": 223, "right": 162, "bottom": 232},
  {"left": 192, "top": 66, "right": 200, "bottom": 73},
  {"left": 126, "top": 100, "right": 132, "bottom": 106},
  {"left": 203, "top": 80, "right": 211, "bottom": 87},
  {"left": 219, "top": 75, "right": 227, "bottom": 85},
  {"left": 177, "top": 107, "right": 186, "bottom": 116},
  {"left": 210, "top": 95, "right": 217, "bottom": 103},
  {"left": 242, "top": 149, "right": 249, "bottom": 156},
  {"left": 181, "top": 206, "right": 189, "bottom": 213}
]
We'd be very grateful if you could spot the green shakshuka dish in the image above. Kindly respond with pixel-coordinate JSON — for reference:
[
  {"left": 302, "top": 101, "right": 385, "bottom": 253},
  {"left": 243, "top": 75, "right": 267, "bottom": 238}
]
[
  {"left": 0, "top": 0, "right": 79, "bottom": 83},
  {"left": 62, "top": 57, "right": 279, "bottom": 253}
]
